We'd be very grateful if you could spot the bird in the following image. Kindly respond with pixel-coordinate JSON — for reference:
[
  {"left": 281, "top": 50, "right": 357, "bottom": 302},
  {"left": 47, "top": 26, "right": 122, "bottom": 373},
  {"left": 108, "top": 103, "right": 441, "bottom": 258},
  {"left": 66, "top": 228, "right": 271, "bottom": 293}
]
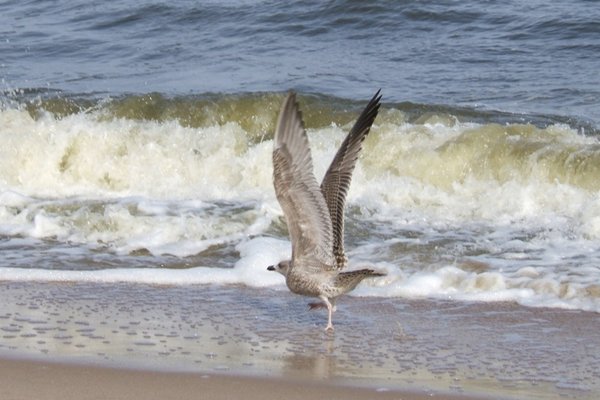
[{"left": 267, "top": 90, "right": 384, "bottom": 332}]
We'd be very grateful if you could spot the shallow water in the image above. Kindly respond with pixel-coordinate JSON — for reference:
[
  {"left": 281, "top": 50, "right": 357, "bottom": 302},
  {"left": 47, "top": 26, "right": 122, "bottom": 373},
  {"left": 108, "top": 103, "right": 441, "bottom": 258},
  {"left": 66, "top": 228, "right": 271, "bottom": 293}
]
[{"left": 1, "top": 282, "right": 598, "bottom": 399}]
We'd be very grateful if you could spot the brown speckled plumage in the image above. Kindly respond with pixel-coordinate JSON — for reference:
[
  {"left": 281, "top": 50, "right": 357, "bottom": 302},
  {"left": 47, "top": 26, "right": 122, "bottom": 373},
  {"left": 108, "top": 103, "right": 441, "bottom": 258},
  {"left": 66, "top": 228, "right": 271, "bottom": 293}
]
[{"left": 268, "top": 90, "right": 384, "bottom": 332}]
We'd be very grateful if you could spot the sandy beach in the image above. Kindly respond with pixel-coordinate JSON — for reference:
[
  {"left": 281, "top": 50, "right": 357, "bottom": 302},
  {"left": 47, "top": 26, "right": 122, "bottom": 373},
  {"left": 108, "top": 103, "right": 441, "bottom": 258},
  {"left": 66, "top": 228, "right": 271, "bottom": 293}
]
[
  {"left": 0, "top": 357, "right": 483, "bottom": 400},
  {"left": 1, "top": 281, "right": 598, "bottom": 400}
]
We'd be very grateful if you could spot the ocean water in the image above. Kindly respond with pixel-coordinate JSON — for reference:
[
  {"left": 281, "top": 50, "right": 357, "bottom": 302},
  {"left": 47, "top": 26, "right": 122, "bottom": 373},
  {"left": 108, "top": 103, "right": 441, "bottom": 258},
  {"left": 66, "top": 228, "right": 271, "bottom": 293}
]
[{"left": 1, "top": 0, "right": 600, "bottom": 315}]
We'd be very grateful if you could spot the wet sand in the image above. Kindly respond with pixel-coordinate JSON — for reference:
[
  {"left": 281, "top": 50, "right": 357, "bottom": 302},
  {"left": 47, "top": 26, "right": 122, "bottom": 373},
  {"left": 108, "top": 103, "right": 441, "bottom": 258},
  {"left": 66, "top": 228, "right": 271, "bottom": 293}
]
[
  {"left": 0, "top": 357, "right": 481, "bottom": 400},
  {"left": 0, "top": 281, "right": 598, "bottom": 400}
]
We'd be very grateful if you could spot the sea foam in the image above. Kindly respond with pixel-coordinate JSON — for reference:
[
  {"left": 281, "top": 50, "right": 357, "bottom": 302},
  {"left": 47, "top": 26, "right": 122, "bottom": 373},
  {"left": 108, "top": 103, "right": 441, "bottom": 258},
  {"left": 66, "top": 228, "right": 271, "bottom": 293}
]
[{"left": 2, "top": 102, "right": 600, "bottom": 313}]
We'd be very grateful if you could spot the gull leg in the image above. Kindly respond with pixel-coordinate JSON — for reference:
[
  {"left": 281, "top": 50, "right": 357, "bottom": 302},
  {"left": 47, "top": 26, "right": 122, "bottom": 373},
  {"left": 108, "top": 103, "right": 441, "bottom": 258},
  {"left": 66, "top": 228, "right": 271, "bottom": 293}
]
[
  {"left": 319, "top": 295, "right": 334, "bottom": 332},
  {"left": 308, "top": 302, "right": 327, "bottom": 310}
]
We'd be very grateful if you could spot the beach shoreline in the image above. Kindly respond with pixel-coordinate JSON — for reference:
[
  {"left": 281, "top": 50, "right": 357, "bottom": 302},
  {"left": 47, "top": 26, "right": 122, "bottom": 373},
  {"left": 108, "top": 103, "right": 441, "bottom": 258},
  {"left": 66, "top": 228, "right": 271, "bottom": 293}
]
[
  {"left": 0, "top": 281, "right": 598, "bottom": 400},
  {"left": 0, "top": 355, "right": 490, "bottom": 400}
]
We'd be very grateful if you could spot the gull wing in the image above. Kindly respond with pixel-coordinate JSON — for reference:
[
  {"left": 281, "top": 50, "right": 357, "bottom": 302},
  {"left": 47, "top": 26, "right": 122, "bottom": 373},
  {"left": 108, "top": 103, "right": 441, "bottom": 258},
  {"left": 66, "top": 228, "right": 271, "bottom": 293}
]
[
  {"left": 273, "top": 92, "right": 335, "bottom": 271},
  {"left": 320, "top": 90, "right": 382, "bottom": 269}
]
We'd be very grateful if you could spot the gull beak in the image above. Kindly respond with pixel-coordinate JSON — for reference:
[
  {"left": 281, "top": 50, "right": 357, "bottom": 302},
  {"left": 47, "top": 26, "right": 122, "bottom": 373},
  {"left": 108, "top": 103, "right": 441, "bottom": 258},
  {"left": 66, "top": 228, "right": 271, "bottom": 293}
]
[{"left": 267, "top": 265, "right": 276, "bottom": 271}]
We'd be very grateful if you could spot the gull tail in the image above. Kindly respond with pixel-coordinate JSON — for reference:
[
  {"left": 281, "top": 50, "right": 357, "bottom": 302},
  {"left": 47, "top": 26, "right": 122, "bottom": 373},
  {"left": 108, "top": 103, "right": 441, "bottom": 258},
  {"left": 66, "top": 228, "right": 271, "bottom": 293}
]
[{"left": 335, "top": 269, "right": 386, "bottom": 292}]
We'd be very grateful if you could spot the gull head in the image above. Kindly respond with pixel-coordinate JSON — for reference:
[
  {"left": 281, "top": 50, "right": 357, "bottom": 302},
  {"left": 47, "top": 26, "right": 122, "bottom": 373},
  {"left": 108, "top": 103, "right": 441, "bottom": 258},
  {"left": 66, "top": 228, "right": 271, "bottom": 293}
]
[{"left": 267, "top": 260, "right": 291, "bottom": 277}]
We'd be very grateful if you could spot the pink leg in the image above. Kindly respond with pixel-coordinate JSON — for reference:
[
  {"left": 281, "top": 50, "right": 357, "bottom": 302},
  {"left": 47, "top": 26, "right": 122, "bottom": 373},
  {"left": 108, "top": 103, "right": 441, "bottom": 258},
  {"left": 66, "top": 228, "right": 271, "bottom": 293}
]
[
  {"left": 308, "top": 301, "right": 337, "bottom": 312},
  {"left": 319, "top": 295, "right": 334, "bottom": 332}
]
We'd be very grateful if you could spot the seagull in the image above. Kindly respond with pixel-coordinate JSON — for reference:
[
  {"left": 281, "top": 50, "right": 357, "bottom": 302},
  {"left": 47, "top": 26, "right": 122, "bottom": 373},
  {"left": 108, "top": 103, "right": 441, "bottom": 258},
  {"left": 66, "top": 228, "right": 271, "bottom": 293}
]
[{"left": 267, "top": 90, "right": 384, "bottom": 332}]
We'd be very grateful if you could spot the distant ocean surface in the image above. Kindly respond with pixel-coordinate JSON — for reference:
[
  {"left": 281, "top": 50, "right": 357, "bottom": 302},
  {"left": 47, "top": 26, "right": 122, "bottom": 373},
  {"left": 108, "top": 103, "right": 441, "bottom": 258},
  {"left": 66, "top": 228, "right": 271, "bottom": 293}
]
[{"left": 1, "top": 0, "right": 600, "bottom": 313}]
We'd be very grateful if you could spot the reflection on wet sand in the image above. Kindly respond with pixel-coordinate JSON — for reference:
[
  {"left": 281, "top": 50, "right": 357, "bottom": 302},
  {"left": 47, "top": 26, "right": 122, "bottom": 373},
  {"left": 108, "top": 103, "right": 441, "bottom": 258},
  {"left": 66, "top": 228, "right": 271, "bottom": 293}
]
[{"left": 0, "top": 282, "right": 598, "bottom": 399}]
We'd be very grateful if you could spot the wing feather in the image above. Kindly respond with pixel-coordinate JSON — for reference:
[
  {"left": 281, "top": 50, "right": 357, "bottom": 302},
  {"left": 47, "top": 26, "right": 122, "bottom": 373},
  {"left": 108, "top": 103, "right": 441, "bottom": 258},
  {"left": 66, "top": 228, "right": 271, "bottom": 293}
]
[
  {"left": 320, "top": 90, "right": 382, "bottom": 269},
  {"left": 273, "top": 92, "right": 335, "bottom": 271}
]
